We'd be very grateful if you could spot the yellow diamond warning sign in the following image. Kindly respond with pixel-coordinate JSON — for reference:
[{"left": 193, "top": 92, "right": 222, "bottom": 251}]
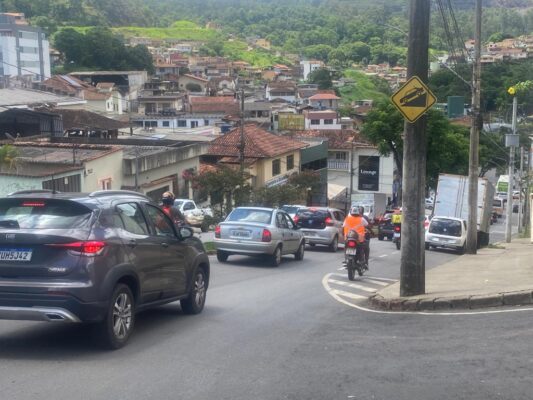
[{"left": 391, "top": 76, "right": 437, "bottom": 123}]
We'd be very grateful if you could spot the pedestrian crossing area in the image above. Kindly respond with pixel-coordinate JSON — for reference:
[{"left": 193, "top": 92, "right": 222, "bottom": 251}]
[{"left": 323, "top": 272, "right": 397, "bottom": 307}]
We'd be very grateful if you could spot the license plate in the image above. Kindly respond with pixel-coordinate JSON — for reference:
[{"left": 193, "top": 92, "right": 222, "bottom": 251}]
[
  {"left": 231, "top": 230, "right": 251, "bottom": 238},
  {"left": 393, "top": 233, "right": 401, "bottom": 238},
  {"left": 345, "top": 248, "right": 357, "bottom": 255},
  {"left": 303, "top": 231, "right": 316, "bottom": 236},
  {"left": 0, "top": 248, "right": 32, "bottom": 261}
]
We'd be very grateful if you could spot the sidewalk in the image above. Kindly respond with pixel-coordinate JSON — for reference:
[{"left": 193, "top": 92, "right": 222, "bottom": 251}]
[{"left": 370, "top": 238, "right": 533, "bottom": 311}]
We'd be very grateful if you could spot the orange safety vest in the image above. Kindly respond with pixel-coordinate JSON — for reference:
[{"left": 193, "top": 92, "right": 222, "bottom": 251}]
[{"left": 343, "top": 215, "right": 366, "bottom": 242}]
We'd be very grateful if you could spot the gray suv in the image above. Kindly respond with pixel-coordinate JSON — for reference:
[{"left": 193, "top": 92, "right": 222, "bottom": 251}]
[{"left": 0, "top": 190, "right": 210, "bottom": 349}]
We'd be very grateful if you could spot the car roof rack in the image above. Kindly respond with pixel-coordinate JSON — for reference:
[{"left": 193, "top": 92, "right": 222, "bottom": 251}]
[
  {"left": 88, "top": 190, "right": 151, "bottom": 200},
  {"left": 7, "top": 189, "right": 59, "bottom": 196}
]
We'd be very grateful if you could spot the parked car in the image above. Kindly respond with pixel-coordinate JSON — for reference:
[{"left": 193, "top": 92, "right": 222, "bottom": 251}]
[
  {"left": 174, "top": 199, "right": 213, "bottom": 232},
  {"left": 214, "top": 207, "right": 305, "bottom": 266},
  {"left": 294, "top": 207, "right": 344, "bottom": 252},
  {"left": 280, "top": 204, "right": 306, "bottom": 221},
  {"left": 377, "top": 213, "right": 394, "bottom": 240},
  {"left": 0, "top": 190, "right": 210, "bottom": 349},
  {"left": 425, "top": 216, "right": 467, "bottom": 254}
]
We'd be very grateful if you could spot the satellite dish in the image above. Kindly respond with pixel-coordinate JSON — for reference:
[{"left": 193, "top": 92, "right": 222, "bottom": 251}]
[{"left": 4, "top": 132, "right": 16, "bottom": 142}]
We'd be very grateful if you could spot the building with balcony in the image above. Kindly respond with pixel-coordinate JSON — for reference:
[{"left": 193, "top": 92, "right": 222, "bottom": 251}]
[{"left": 0, "top": 13, "right": 51, "bottom": 81}]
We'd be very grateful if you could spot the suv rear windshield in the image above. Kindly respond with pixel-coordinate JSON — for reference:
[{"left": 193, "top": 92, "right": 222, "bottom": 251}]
[
  {"left": 429, "top": 219, "right": 463, "bottom": 237},
  {"left": 227, "top": 208, "right": 272, "bottom": 224},
  {"left": 281, "top": 206, "right": 300, "bottom": 215},
  {"left": 296, "top": 208, "right": 330, "bottom": 229},
  {"left": 0, "top": 199, "right": 92, "bottom": 229}
]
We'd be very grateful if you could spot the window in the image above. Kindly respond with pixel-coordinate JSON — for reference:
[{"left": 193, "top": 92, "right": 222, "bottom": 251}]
[
  {"left": 19, "top": 46, "right": 38, "bottom": 54},
  {"left": 334, "top": 152, "right": 347, "bottom": 161},
  {"left": 191, "top": 121, "right": 198, "bottom": 128},
  {"left": 286, "top": 154, "right": 294, "bottom": 170},
  {"left": 276, "top": 212, "right": 289, "bottom": 229},
  {"left": 18, "top": 31, "right": 38, "bottom": 40},
  {"left": 272, "top": 159, "right": 281, "bottom": 176},
  {"left": 20, "top": 60, "right": 40, "bottom": 68},
  {"left": 116, "top": 203, "right": 149, "bottom": 235},
  {"left": 177, "top": 120, "right": 187, "bottom": 127},
  {"left": 228, "top": 208, "right": 272, "bottom": 224},
  {"left": 310, "top": 119, "right": 320, "bottom": 125},
  {"left": 0, "top": 199, "right": 91, "bottom": 230},
  {"left": 204, "top": 119, "right": 209, "bottom": 125},
  {"left": 162, "top": 121, "right": 170, "bottom": 127},
  {"left": 144, "top": 205, "right": 175, "bottom": 238},
  {"left": 100, "top": 178, "right": 112, "bottom": 190},
  {"left": 324, "top": 119, "right": 334, "bottom": 125}
]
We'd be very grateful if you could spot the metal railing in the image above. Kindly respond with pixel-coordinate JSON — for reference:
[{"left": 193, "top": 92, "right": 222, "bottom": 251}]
[{"left": 327, "top": 160, "right": 350, "bottom": 170}]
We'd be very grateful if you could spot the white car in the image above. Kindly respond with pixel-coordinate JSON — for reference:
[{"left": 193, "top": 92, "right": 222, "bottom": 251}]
[{"left": 425, "top": 216, "right": 467, "bottom": 254}]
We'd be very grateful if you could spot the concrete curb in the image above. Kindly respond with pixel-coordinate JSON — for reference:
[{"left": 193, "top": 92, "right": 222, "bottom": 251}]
[{"left": 368, "top": 289, "right": 533, "bottom": 311}]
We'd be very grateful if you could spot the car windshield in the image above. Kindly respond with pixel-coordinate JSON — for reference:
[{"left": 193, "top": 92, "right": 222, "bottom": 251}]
[
  {"left": 174, "top": 200, "right": 184, "bottom": 207},
  {"left": 281, "top": 206, "right": 300, "bottom": 214},
  {"left": 429, "top": 219, "right": 463, "bottom": 237},
  {"left": 296, "top": 208, "right": 328, "bottom": 220},
  {"left": 493, "top": 199, "right": 502, "bottom": 207},
  {"left": 0, "top": 199, "right": 92, "bottom": 229},
  {"left": 227, "top": 208, "right": 272, "bottom": 224}
]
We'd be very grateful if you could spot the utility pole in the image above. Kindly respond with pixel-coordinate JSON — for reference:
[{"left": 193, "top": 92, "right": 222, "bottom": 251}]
[
  {"left": 239, "top": 88, "right": 245, "bottom": 174},
  {"left": 518, "top": 146, "right": 524, "bottom": 233},
  {"left": 505, "top": 96, "right": 518, "bottom": 243},
  {"left": 466, "top": 0, "right": 482, "bottom": 254},
  {"left": 348, "top": 139, "right": 355, "bottom": 214},
  {"left": 400, "top": 0, "right": 430, "bottom": 297}
]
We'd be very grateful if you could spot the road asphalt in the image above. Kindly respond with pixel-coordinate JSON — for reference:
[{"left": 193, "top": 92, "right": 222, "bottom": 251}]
[{"left": 1, "top": 217, "right": 531, "bottom": 400}]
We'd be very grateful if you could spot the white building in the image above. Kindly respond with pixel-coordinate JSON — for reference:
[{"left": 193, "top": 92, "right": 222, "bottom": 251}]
[
  {"left": 0, "top": 13, "right": 51, "bottom": 81},
  {"left": 301, "top": 60, "right": 324, "bottom": 80},
  {"left": 304, "top": 110, "right": 342, "bottom": 130}
]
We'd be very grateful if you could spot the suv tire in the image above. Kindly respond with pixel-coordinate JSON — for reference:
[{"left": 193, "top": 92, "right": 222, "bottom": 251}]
[
  {"left": 96, "top": 283, "right": 135, "bottom": 350},
  {"left": 181, "top": 268, "right": 207, "bottom": 315}
]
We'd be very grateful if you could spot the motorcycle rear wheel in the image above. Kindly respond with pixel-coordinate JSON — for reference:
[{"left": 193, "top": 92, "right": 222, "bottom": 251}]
[{"left": 347, "top": 259, "right": 355, "bottom": 281}]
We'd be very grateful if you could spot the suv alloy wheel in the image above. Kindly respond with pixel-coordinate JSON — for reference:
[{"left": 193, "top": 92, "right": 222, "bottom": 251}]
[
  {"left": 96, "top": 284, "right": 135, "bottom": 350},
  {"left": 181, "top": 268, "right": 207, "bottom": 314}
]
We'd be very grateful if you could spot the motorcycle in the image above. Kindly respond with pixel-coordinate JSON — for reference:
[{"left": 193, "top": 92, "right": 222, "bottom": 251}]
[
  {"left": 345, "top": 230, "right": 366, "bottom": 281},
  {"left": 393, "top": 223, "right": 401, "bottom": 250}
]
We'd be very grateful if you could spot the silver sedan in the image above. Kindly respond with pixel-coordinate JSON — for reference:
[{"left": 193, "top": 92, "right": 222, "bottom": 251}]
[{"left": 214, "top": 207, "right": 305, "bottom": 266}]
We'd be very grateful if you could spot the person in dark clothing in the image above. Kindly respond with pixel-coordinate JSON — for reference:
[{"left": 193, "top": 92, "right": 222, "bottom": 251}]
[
  {"left": 359, "top": 206, "right": 371, "bottom": 268},
  {"left": 160, "top": 191, "right": 186, "bottom": 227}
]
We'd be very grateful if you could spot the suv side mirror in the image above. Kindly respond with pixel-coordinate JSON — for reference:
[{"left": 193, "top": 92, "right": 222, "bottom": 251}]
[{"left": 179, "top": 226, "right": 194, "bottom": 239}]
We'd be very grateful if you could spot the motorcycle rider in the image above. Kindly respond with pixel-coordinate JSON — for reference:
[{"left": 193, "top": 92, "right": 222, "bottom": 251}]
[
  {"left": 359, "top": 206, "right": 371, "bottom": 266},
  {"left": 160, "top": 191, "right": 186, "bottom": 227},
  {"left": 343, "top": 206, "right": 369, "bottom": 268}
]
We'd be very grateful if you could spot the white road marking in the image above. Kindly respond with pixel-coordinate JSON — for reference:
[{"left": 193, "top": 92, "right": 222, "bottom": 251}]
[
  {"left": 378, "top": 254, "right": 388, "bottom": 258},
  {"left": 331, "top": 289, "right": 366, "bottom": 300},
  {"left": 322, "top": 273, "right": 533, "bottom": 316},
  {"left": 328, "top": 279, "right": 377, "bottom": 292},
  {"left": 362, "top": 278, "right": 390, "bottom": 286}
]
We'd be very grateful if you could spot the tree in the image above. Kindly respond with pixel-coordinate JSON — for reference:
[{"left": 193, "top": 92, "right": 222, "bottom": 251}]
[
  {"left": 361, "top": 102, "right": 474, "bottom": 189},
  {"left": 307, "top": 68, "right": 333, "bottom": 90},
  {"left": 186, "top": 83, "right": 203, "bottom": 92},
  {"left": 0, "top": 145, "right": 18, "bottom": 172}
]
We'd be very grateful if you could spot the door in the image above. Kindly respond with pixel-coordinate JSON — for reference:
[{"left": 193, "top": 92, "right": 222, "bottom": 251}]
[
  {"left": 283, "top": 212, "right": 301, "bottom": 252},
  {"left": 332, "top": 210, "right": 345, "bottom": 243},
  {"left": 142, "top": 203, "right": 187, "bottom": 297},
  {"left": 276, "top": 211, "right": 298, "bottom": 253},
  {"left": 116, "top": 202, "right": 162, "bottom": 303}
]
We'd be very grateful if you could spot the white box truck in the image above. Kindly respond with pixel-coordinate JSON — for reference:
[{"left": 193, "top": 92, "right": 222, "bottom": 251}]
[{"left": 433, "top": 173, "right": 495, "bottom": 247}]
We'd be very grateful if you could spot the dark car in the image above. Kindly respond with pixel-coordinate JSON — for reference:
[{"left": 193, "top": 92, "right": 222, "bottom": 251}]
[
  {"left": 0, "top": 190, "right": 210, "bottom": 349},
  {"left": 377, "top": 213, "right": 394, "bottom": 241}
]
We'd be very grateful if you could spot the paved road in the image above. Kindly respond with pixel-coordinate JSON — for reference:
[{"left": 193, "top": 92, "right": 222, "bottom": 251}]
[{"left": 0, "top": 239, "right": 531, "bottom": 400}]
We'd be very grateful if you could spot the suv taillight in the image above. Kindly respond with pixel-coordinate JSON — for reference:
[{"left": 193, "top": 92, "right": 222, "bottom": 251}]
[
  {"left": 215, "top": 225, "right": 221, "bottom": 238},
  {"left": 293, "top": 215, "right": 299, "bottom": 224},
  {"left": 325, "top": 217, "right": 334, "bottom": 226},
  {"left": 262, "top": 229, "right": 272, "bottom": 242},
  {"left": 46, "top": 241, "right": 105, "bottom": 255}
]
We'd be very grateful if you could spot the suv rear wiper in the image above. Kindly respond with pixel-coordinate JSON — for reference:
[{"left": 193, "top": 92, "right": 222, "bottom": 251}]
[{"left": 0, "top": 220, "right": 20, "bottom": 229}]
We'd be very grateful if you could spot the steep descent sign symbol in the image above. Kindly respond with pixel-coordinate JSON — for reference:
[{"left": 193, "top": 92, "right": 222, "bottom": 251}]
[{"left": 391, "top": 76, "right": 437, "bottom": 123}]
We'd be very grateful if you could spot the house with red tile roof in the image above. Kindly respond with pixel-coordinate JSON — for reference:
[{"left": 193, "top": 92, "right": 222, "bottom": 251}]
[
  {"left": 204, "top": 123, "right": 308, "bottom": 188},
  {"left": 308, "top": 92, "right": 341, "bottom": 110},
  {"left": 178, "top": 74, "right": 209, "bottom": 94},
  {"left": 303, "top": 110, "right": 342, "bottom": 130},
  {"left": 187, "top": 96, "right": 239, "bottom": 115}
]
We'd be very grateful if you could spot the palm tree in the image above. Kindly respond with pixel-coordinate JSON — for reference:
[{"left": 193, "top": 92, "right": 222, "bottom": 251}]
[{"left": 0, "top": 144, "right": 18, "bottom": 171}]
